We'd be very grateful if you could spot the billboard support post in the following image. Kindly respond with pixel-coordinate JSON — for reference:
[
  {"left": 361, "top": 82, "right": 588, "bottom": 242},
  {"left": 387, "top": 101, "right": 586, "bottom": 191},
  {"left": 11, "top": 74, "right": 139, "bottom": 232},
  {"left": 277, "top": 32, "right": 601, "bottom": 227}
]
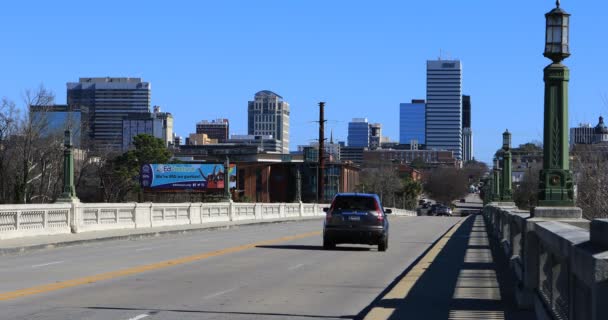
[{"left": 223, "top": 156, "right": 232, "bottom": 202}]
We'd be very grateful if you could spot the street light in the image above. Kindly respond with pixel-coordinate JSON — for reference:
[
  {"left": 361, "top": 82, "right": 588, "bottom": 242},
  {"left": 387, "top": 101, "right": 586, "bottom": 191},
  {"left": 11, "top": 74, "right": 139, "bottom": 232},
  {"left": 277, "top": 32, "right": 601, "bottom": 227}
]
[
  {"left": 544, "top": 0, "right": 570, "bottom": 63},
  {"left": 537, "top": 0, "right": 575, "bottom": 207},
  {"left": 502, "top": 129, "right": 511, "bottom": 151}
]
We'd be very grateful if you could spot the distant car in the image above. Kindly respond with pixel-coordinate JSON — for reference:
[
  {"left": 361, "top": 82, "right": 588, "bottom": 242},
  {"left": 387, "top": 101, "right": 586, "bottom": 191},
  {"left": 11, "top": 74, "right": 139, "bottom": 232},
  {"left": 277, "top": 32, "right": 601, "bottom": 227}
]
[
  {"left": 323, "top": 193, "right": 390, "bottom": 252},
  {"left": 435, "top": 205, "right": 453, "bottom": 216}
]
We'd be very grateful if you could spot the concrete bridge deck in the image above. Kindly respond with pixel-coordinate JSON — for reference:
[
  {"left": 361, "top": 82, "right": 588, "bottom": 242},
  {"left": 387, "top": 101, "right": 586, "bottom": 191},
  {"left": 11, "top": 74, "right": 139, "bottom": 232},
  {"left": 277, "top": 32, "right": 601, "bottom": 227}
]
[{"left": 0, "top": 199, "right": 536, "bottom": 320}]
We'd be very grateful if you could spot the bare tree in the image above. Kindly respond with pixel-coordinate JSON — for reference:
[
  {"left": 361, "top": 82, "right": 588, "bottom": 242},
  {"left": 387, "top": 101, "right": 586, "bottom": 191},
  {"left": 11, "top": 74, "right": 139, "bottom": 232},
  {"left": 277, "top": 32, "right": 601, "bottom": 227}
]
[
  {"left": 572, "top": 144, "right": 608, "bottom": 219},
  {"left": 513, "top": 163, "right": 541, "bottom": 210},
  {"left": 424, "top": 167, "right": 469, "bottom": 205}
]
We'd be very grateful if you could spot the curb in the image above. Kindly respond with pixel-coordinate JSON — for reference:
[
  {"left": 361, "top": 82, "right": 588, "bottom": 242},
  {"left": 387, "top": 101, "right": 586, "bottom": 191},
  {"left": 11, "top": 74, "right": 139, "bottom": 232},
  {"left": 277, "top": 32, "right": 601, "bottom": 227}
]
[{"left": 0, "top": 216, "right": 323, "bottom": 256}]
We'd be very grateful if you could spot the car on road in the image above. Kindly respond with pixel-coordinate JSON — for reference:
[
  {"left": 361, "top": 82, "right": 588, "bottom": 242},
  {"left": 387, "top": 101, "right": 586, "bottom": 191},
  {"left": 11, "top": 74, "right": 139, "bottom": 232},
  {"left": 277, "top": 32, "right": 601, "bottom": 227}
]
[
  {"left": 323, "top": 193, "right": 391, "bottom": 251},
  {"left": 435, "top": 205, "right": 453, "bottom": 216}
]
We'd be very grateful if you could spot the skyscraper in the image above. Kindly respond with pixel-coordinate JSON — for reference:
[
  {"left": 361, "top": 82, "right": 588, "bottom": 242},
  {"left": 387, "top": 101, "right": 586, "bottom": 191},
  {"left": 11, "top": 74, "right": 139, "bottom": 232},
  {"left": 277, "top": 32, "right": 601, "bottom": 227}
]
[
  {"left": 462, "top": 95, "right": 473, "bottom": 162},
  {"left": 369, "top": 123, "right": 382, "bottom": 150},
  {"left": 30, "top": 104, "right": 82, "bottom": 147},
  {"left": 426, "top": 60, "right": 463, "bottom": 160},
  {"left": 67, "top": 77, "right": 151, "bottom": 151},
  {"left": 399, "top": 99, "right": 426, "bottom": 145},
  {"left": 248, "top": 90, "right": 290, "bottom": 154},
  {"left": 348, "top": 118, "right": 370, "bottom": 148},
  {"left": 196, "top": 119, "right": 229, "bottom": 142}
]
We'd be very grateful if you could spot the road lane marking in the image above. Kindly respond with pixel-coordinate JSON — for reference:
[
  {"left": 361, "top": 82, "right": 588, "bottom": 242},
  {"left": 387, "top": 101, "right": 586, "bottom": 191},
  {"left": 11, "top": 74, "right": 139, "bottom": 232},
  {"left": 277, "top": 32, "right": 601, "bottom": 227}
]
[
  {"left": 127, "top": 314, "right": 150, "bottom": 320},
  {"left": 0, "top": 231, "right": 320, "bottom": 301},
  {"left": 288, "top": 263, "right": 305, "bottom": 271},
  {"left": 134, "top": 246, "right": 166, "bottom": 252},
  {"left": 31, "top": 261, "right": 64, "bottom": 268},
  {"left": 203, "top": 287, "right": 237, "bottom": 300},
  {"left": 363, "top": 217, "right": 468, "bottom": 320}
]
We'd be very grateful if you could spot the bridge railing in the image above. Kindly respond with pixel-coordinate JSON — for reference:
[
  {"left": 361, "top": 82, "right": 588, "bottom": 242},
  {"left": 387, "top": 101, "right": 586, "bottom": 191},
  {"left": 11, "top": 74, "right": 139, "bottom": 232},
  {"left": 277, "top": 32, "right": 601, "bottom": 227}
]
[
  {"left": 484, "top": 204, "right": 608, "bottom": 320},
  {"left": 0, "top": 202, "right": 330, "bottom": 240}
]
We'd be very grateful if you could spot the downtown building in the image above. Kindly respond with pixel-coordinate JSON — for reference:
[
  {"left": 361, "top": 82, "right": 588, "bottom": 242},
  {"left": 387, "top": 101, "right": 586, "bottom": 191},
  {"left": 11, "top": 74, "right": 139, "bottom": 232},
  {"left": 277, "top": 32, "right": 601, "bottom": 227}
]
[
  {"left": 196, "top": 119, "right": 229, "bottom": 142},
  {"left": 399, "top": 99, "right": 426, "bottom": 147},
  {"left": 30, "top": 104, "right": 82, "bottom": 148},
  {"left": 348, "top": 118, "right": 370, "bottom": 148},
  {"left": 247, "top": 90, "right": 290, "bottom": 154},
  {"left": 67, "top": 77, "right": 151, "bottom": 151},
  {"left": 121, "top": 106, "right": 173, "bottom": 151},
  {"left": 426, "top": 60, "right": 463, "bottom": 161}
]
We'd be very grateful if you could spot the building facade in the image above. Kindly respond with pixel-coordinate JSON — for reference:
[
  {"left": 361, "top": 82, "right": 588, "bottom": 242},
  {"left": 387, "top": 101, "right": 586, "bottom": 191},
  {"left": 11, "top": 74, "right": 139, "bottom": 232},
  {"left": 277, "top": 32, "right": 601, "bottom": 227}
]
[
  {"left": 426, "top": 60, "right": 463, "bottom": 160},
  {"left": 196, "top": 119, "right": 229, "bottom": 142},
  {"left": 369, "top": 123, "right": 382, "bottom": 150},
  {"left": 152, "top": 106, "right": 173, "bottom": 147},
  {"left": 348, "top": 118, "right": 370, "bottom": 148},
  {"left": 363, "top": 149, "right": 457, "bottom": 168},
  {"left": 228, "top": 135, "right": 282, "bottom": 153},
  {"left": 570, "top": 124, "right": 594, "bottom": 147},
  {"left": 399, "top": 99, "right": 426, "bottom": 145},
  {"left": 247, "top": 91, "right": 290, "bottom": 154},
  {"left": 68, "top": 77, "right": 151, "bottom": 151},
  {"left": 30, "top": 104, "right": 82, "bottom": 147}
]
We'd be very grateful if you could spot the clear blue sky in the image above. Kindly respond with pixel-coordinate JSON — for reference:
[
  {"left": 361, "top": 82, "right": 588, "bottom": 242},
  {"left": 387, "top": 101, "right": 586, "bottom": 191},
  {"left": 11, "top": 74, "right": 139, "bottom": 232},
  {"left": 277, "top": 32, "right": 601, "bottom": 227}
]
[{"left": 1, "top": 1, "right": 607, "bottom": 164}]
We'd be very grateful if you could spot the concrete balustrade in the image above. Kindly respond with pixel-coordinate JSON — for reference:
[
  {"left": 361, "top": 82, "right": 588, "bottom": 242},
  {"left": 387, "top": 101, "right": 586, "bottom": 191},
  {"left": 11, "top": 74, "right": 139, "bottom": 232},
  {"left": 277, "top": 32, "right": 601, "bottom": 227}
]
[
  {"left": 0, "top": 202, "right": 332, "bottom": 240},
  {"left": 484, "top": 204, "right": 608, "bottom": 320},
  {"left": 0, "top": 202, "right": 414, "bottom": 241}
]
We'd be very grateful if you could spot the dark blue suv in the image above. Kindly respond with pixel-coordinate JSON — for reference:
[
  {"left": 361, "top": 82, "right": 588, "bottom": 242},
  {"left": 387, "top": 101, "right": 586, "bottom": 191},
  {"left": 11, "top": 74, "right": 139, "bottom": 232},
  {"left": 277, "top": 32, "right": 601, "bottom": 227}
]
[{"left": 323, "top": 193, "right": 391, "bottom": 251}]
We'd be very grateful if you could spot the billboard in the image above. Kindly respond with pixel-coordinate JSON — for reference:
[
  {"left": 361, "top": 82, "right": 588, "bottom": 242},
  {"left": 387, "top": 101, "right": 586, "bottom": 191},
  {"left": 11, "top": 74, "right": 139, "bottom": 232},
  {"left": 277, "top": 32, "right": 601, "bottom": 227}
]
[{"left": 140, "top": 164, "right": 236, "bottom": 190}]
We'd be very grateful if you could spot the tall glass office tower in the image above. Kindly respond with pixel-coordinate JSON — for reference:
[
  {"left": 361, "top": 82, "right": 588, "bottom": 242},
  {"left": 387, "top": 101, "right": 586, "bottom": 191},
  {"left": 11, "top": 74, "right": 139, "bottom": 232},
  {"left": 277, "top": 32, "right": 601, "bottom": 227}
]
[
  {"left": 399, "top": 99, "right": 426, "bottom": 145},
  {"left": 348, "top": 118, "right": 370, "bottom": 148},
  {"left": 426, "top": 60, "right": 463, "bottom": 160}
]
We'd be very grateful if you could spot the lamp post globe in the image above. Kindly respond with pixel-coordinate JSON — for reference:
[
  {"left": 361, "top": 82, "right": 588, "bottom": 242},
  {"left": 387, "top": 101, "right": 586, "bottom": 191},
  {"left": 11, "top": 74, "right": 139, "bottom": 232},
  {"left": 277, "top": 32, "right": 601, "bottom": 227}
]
[
  {"left": 502, "top": 129, "right": 511, "bottom": 151},
  {"left": 544, "top": 0, "right": 570, "bottom": 63}
]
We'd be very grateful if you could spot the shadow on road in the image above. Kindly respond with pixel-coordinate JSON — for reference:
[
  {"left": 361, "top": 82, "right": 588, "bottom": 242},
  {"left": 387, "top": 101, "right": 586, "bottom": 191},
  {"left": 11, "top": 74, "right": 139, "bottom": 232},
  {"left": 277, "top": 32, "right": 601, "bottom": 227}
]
[
  {"left": 86, "top": 306, "right": 355, "bottom": 319},
  {"left": 255, "top": 245, "right": 371, "bottom": 252},
  {"left": 355, "top": 214, "right": 536, "bottom": 320}
]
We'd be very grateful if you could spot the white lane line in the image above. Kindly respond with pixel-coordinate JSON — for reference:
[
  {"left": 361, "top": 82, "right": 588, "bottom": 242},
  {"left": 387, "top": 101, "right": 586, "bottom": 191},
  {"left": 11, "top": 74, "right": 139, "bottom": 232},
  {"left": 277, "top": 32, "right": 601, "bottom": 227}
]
[
  {"left": 127, "top": 314, "right": 150, "bottom": 320},
  {"left": 134, "top": 246, "right": 165, "bottom": 252},
  {"left": 31, "top": 261, "right": 64, "bottom": 268},
  {"left": 203, "top": 288, "right": 237, "bottom": 300},
  {"left": 288, "top": 263, "right": 305, "bottom": 271}
]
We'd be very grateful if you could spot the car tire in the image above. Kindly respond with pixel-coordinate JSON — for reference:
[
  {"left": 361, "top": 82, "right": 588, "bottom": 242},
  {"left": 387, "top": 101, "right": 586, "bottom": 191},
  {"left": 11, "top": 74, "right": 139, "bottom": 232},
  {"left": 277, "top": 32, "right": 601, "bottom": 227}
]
[
  {"left": 378, "top": 237, "right": 388, "bottom": 252},
  {"left": 323, "top": 237, "right": 335, "bottom": 250}
]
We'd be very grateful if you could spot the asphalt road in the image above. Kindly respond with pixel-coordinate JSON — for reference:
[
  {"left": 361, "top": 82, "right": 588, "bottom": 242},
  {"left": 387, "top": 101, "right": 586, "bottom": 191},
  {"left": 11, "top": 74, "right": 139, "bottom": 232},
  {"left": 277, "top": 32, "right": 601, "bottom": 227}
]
[{"left": 0, "top": 216, "right": 461, "bottom": 320}]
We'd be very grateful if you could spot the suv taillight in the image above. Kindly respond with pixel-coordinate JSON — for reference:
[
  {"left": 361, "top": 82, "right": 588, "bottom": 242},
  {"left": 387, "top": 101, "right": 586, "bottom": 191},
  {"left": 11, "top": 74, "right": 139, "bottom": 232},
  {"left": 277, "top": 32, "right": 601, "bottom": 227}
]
[{"left": 375, "top": 200, "right": 384, "bottom": 223}]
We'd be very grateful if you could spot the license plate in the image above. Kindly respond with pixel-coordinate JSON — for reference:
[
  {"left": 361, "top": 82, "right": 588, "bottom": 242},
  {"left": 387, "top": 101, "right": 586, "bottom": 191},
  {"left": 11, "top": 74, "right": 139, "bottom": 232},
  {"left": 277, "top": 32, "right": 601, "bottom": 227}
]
[{"left": 349, "top": 216, "right": 360, "bottom": 221}]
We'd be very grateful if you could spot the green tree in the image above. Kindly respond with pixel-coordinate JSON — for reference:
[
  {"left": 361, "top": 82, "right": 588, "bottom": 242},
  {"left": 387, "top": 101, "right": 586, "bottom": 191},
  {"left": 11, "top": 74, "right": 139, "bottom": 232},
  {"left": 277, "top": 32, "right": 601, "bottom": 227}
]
[{"left": 102, "top": 134, "right": 172, "bottom": 202}]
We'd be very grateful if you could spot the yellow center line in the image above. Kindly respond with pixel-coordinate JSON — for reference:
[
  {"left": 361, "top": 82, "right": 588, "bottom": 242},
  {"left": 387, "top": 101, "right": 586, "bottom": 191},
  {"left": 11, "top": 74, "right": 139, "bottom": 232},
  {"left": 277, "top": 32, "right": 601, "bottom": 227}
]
[
  {"left": 363, "top": 218, "right": 468, "bottom": 320},
  {"left": 0, "top": 231, "right": 321, "bottom": 301}
]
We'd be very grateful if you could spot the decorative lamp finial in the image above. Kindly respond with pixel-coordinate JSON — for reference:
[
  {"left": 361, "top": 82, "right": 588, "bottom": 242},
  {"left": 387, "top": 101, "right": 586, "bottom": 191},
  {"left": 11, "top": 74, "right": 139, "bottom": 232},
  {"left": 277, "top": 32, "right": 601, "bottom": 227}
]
[{"left": 556, "top": 0, "right": 560, "bottom": 8}]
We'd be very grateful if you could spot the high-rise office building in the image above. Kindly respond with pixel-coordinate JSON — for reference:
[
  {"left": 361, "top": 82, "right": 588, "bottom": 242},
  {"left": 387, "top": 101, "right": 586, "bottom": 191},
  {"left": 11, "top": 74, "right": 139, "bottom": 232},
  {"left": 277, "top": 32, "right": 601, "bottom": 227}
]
[
  {"left": 152, "top": 106, "right": 173, "bottom": 147},
  {"left": 369, "top": 123, "right": 382, "bottom": 150},
  {"left": 30, "top": 104, "right": 82, "bottom": 147},
  {"left": 196, "top": 119, "right": 229, "bottom": 142},
  {"left": 399, "top": 99, "right": 426, "bottom": 145},
  {"left": 570, "top": 123, "right": 594, "bottom": 147},
  {"left": 67, "top": 77, "right": 151, "bottom": 151},
  {"left": 348, "top": 118, "right": 370, "bottom": 148},
  {"left": 426, "top": 60, "right": 463, "bottom": 160},
  {"left": 462, "top": 95, "right": 473, "bottom": 162},
  {"left": 248, "top": 90, "right": 290, "bottom": 154}
]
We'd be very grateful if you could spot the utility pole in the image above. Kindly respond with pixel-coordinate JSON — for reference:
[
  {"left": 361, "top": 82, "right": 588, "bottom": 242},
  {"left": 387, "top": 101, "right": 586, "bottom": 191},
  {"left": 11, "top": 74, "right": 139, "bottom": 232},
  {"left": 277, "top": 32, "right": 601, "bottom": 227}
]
[{"left": 318, "top": 102, "right": 326, "bottom": 203}]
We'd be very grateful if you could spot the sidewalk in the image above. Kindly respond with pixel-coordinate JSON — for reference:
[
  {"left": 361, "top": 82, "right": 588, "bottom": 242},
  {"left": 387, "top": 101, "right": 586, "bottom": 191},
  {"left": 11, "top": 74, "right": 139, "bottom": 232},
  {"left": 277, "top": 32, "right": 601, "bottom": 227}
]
[
  {"left": 0, "top": 216, "right": 323, "bottom": 256},
  {"left": 360, "top": 214, "right": 536, "bottom": 320}
]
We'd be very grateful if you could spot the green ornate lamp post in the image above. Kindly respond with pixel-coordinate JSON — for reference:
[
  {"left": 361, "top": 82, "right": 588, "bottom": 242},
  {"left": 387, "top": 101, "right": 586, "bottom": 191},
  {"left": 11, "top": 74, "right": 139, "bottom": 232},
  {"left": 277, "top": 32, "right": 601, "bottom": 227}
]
[
  {"left": 57, "top": 130, "right": 79, "bottom": 203},
  {"left": 492, "top": 157, "right": 502, "bottom": 202},
  {"left": 537, "top": 0, "right": 575, "bottom": 206},
  {"left": 501, "top": 130, "right": 513, "bottom": 201}
]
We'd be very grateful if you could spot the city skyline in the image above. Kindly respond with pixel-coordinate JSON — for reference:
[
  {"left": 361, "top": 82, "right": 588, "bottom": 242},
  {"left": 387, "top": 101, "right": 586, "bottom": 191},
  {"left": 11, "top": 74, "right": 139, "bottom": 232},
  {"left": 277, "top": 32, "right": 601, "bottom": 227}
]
[{"left": 2, "top": 1, "right": 608, "bottom": 164}]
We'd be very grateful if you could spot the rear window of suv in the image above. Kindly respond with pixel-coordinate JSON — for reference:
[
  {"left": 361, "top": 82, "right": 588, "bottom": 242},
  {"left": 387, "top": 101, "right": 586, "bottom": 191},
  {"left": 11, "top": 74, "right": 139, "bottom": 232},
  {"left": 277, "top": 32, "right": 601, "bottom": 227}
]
[{"left": 331, "top": 196, "right": 377, "bottom": 211}]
